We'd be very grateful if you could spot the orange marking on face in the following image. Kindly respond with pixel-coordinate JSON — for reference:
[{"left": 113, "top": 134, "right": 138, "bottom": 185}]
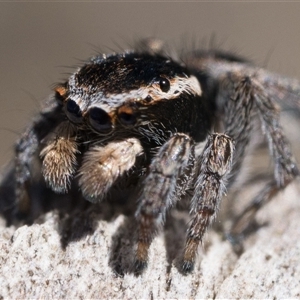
[
  {"left": 108, "top": 111, "right": 117, "bottom": 125},
  {"left": 55, "top": 85, "right": 67, "bottom": 98},
  {"left": 117, "top": 105, "right": 135, "bottom": 115}
]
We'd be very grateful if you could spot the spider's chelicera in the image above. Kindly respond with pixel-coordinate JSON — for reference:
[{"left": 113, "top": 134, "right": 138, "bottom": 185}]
[{"left": 2, "top": 41, "right": 300, "bottom": 274}]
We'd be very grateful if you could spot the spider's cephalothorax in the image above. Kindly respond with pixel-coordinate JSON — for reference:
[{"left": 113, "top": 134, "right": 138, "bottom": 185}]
[
  {"left": 65, "top": 52, "right": 211, "bottom": 143},
  {"left": 2, "top": 41, "right": 300, "bottom": 274}
]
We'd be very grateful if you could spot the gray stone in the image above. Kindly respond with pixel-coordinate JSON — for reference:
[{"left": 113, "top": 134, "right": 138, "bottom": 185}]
[{"left": 0, "top": 182, "right": 299, "bottom": 299}]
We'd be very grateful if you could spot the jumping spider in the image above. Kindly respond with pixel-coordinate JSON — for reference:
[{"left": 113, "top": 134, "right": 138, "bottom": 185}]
[{"left": 1, "top": 39, "right": 300, "bottom": 274}]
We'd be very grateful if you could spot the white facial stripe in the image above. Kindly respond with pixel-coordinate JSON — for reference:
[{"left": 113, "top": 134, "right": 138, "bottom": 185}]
[
  {"left": 107, "top": 75, "right": 202, "bottom": 105},
  {"left": 68, "top": 74, "right": 202, "bottom": 112},
  {"left": 164, "top": 75, "right": 202, "bottom": 98},
  {"left": 67, "top": 74, "right": 90, "bottom": 112}
]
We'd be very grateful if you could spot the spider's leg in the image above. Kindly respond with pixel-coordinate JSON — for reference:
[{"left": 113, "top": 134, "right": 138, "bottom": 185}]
[
  {"left": 13, "top": 94, "right": 65, "bottom": 217},
  {"left": 182, "top": 133, "right": 233, "bottom": 273},
  {"left": 255, "top": 80, "right": 299, "bottom": 186},
  {"left": 230, "top": 79, "right": 299, "bottom": 240},
  {"left": 257, "top": 70, "right": 300, "bottom": 111},
  {"left": 182, "top": 75, "right": 256, "bottom": 272},
  {"left": 78, "top": 138, "right": 143, "bottom": 203},
  {"left": 223, "top": 76, "right": 255, "bottom": 182},
  {"left": 134, "top": 133, "right": 195, "bottom": 273}
]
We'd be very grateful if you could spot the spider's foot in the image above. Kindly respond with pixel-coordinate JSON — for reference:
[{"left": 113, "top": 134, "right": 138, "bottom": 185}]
[
  {"left": 112, "top": 263, "right": 125, "bottom": 278},
  {"left": 13, "top": 188, "right": 36, "bottom": 224},
  {"left": 181, "top": 260, "right": 194, "bottom": 274},
  {"left": 225, "top": 232, "right": 245, "bottom": 256},
  {"left": 133, "top": 259, "right": 148, "bottom": 275},
  {"left": 227, "top": 218, "right": 266, "bottom": 255}
]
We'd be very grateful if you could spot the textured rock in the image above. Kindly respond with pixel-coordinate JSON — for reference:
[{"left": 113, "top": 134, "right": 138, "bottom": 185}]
[{"left": 0, "top": 181, "right": 299, "bottom": 299}]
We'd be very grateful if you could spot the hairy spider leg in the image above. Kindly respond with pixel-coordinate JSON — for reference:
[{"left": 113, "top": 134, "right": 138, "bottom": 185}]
[
  {"left": 134, "top": 133, "right": 195, "bottom": 273},
  {"left": 182, "top": 134, "right": 233, "bottom": 272},
  {"left": 14, "top": 95, "right": 64, "bottom": 218},
  {"left": 180, "top": 74, "right": 254, "bottom": 272},
  {"left": 230, "top": 77, "right": 299, "bottom": 241}
]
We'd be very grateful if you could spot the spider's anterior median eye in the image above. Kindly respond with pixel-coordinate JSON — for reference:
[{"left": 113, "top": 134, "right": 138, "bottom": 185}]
[
  {"left": 159, "top": 77, "right": 170, "bottom": 93},
  {"left": 145, "top": 95, "right": 152, "bottom": 102},
  {"left": 88, "top": 107, "right": 113, "bottom": 133},
  {"left": 65, "top": 99, "right": 82, "bottom": 123}
]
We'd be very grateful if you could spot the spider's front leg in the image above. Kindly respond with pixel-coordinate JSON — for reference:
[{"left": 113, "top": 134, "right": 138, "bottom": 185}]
[
  {"left": 182, "top": 133, "right": 233, "bottom": 273},
  {"left": 134, "top": 133, "right": 195, "bottom": 273},
  {"left": 13, "top": 93, "right": 65, "bottom": 218},
  {"left": 179, "top": 74, "right": 253, "bottom": 272}
]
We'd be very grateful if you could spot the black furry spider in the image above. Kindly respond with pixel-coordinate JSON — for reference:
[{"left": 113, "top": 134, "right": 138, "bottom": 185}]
[{"left": 1, "top": 39, "right": 299, "bottom": 274}]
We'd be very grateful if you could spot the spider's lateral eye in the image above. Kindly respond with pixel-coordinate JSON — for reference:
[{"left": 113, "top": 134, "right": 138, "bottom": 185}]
[
  {"left": 117, "top": 106, "right": 137, "bottom": 126},
  {"left": 119, "top": 112, "right": 137, "bottom": 126},
  {"left": 88, "top": 107, "right": 112, "bottom": 133},
  {"left": 159, "top": 77, "right": 170, "bottom": 93},
  {"left": 65, "top": 99, "right": 82, "bottom": 124}
]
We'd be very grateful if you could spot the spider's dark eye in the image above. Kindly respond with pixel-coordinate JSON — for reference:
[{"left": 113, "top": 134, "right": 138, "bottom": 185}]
[
  {"left": 118, "top": 112, "right": 137, "bottom": 126},
  {"left": 88, "top": 107, "right": 113, "bottom": 133},
  {"left": 117, "top": 106, "right": 137, "bottom": 126},
  {"left": 145, "top": 95, "right": 152, "bottom": 102},
  {"left": 159, "top": 77, "right": 170, "bottom": 93},
  {"left": 65, "top": 99, "right": 82, "bottom": 123}
]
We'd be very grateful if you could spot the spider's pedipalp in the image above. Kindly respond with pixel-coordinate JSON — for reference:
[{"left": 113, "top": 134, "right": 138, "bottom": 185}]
[
  {"left": 40, "top": 121, "right": 79, "bottom": 194},
  {"left": 78, "top": 138, "right": 143, "bottom": 203}
]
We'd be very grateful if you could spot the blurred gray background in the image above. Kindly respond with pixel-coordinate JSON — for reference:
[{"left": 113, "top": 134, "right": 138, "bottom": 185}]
[{"left": 1, "top": 2, "right": 300, "bottom": 167}]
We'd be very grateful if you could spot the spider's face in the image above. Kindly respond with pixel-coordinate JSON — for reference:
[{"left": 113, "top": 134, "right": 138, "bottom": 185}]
[{"left": 56, "top": 52, "right": 207, "bottom": 144}]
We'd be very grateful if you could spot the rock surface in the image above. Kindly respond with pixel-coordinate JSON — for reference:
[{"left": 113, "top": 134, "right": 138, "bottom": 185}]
[{"left": 0, "top": 181, "right": 299, "bottom": 299}]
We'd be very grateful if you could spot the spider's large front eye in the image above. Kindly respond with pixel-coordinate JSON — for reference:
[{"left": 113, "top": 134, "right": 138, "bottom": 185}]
[
  {"left": 159, "top": 77, "right": 170, "bottom": 93},
  {"left": 65, "top": 99, "right": 82, "bottom": 124},
  {"left": 88, "top": 107, "right": 113, "bottom": 133}
]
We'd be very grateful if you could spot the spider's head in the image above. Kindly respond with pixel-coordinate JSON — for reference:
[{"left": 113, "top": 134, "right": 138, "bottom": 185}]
[{"left": 56, "top": 52, "right": 210, "bottom": 144}]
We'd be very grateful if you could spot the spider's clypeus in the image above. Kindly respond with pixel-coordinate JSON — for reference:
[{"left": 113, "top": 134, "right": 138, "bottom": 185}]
[{"left": 1, "top": 40, "right": 300, "bottom": 274}]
